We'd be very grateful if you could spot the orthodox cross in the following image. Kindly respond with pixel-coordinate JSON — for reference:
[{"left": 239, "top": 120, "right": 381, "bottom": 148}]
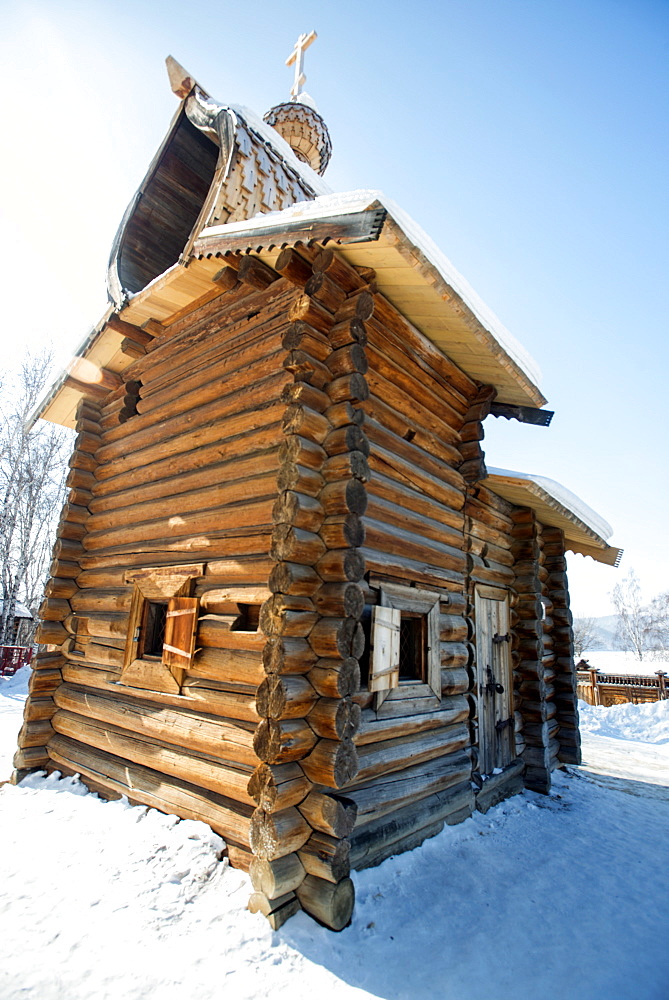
[{"left": 285, "top": 30, "right": 317, "bottom": 100}]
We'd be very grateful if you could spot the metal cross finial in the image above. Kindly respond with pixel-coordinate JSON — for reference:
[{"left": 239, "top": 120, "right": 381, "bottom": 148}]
[{"left": 285, "top": 30, "right": 317, "bottom": 100}]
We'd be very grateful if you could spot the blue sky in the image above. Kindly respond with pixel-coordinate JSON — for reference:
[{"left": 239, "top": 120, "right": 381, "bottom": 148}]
[{"left": 1, "top": 0, "right": 667, "bottom": 615}]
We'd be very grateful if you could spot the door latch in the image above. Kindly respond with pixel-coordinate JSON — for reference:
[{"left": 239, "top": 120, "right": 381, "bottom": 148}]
[
  {"left": 495, "top": 716, "right": 513, "bottom": 731},
  {"left": 493, "top": 633, "right": 510, "bottom": 644}
]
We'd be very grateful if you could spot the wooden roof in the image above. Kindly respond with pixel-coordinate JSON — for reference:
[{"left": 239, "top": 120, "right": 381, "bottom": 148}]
[{"left": 484, "top": 469, "right": 623, "bottom": 566}]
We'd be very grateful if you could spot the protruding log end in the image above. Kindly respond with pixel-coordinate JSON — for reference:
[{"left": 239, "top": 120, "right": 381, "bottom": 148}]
[
  {"left": 301, "top": 738, "right": 359, "bottom": 789},
  {"left": 296, "top": 874, "right": 355, "bottom": 931}
]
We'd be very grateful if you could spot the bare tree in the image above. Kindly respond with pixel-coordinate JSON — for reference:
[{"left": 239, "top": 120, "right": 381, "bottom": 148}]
[
  {"left": 611, "top": 569, "right": 657, "bottom": 662},
  {"left": 647, "top": 592, "right": 669, "bottom": 661},
  {"left": 0, "top": 351, "right": 72, "bottom": 646},
  {"left": 572, "top": 615, "right": 600, "bottom": 658}
]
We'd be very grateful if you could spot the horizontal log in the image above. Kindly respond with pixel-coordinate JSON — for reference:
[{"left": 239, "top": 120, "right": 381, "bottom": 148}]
[
  {"left": 313, "top": 583, "right": 365, "bottom": 618},
  {"left": 304, "top": 270, "right": 347, "bottom": 313},
  {"left": 316, "top": 549, "right": 366, "bottom": 583},
  {"left": 47, "top": 734, "right": 252, "bottom": 849},
  {"left": 320, "top": 479, "right": 368, "bottom": 517},
  {"left": 327, "top": 344, "right": 368, "bottom": 378},
  {"left": 346, "top": 751, "right": 471, "bottom": 825},
  {"left": 298, "top": 790, "right": 357, "bottom": 840},
  {"left": 53, "top": 684, "right": 257, "bottom": 766},
  {"left": 34, "top": 621, "right": 68, "bottom": 645},
  {"left": 322, "top": 450, "right": 369, "bottom": 483},
  {"left": 247, "top": 762, "right": 311, "bottom": 813},
  {"left": 323, "top": 424, "right": 369, "bottom": 458},
  {"left": 298, "top": 830, "right": 350, "bottom": 883},
  {"left": 70, "top": 590, "right": 132, "bottom": 614},
  {"left": 351, "top": 723, "right": 470, "bottom": 785},
  {"left": 262, "top": 636, "right": 318, "bottom": 675},
  {"left": 349, "top": 782, "right": 473, "bottom": 870},
  {"left": 360, "top": 547, "right": 463, "bottom": 591},
  {"left": 356, "top": 696, "right": 468, "bottom": 746},
  {"left": 329, "top": 318, "right": 367, "bottom": 349},
  {"left": 89, "top": 472, "right": 277, "bottom": 535},
  {"left": 308, "top": 697, "right": 361, "bottom": 741},
  {"left": 17, "top": 719, "right": 54, "bottom": 748},
  {"left": 253, "top": 718, "right": 318, "bottom": 763},
  {"left": 309, "top": 618, "right": 365, "bottom": 659},
  {"left": 276, "top": 462, "right": 324, "bottom": 498},
  {"left": 51, "top": 709, "right": 255, "bottom": 809},
  {"left": 281, "top": 402, "right": 331, "bottom": 443},
  {"left": 45, "top": 577, "right": 79, "bottom": 600},
  {"left": 249, "top": 853, "right": 306, "bottom": 899},
  {"left": 272, "top": 491, "right": 324, "bottom": 533},
  {"left": 259, "top": 596, "right": 318, "bottom": 638},
  {"left": 255, "top": 675, "right": 318, "bottom": 720},
  {"left": 326, "top": 373, "right": 369, "bottom": 404},
  {"left": 311, "top": 248, "right": 366, "bottom": 293},
  {"left": 319, "top": 514, "right": 365, "bottom": 549},
  {"left": 23, "top": 696, "right": 56, "bottom": 722},
  {"left": 334, "top": 290, "right": 374, "bottom": 323},
  {"left": 441, "top": 667, "right": 471, "bottom": 696},
  {"left": 38, "top": 597, "right": 71, "bottom": 622},
  {"left": 268, "top": 562, "right": 322, "bottom": 597},
  {"left": 274, "top": 247, "right": 314, "bottom": 286},
  {"left": 281, "top": 380, "right": 331, "bottom": 413},
  {"left": 296, "top": 874, "right": 354, "bottom": 931},
  {"left": 308, "top": 658, "right": 361, "bottom": 699},
  {"left": 249, "top": 806, "right": 312, "bottom": 860},
  {"left": 300, "top": 738, "right": 359, "bottom": 789},
  {"left": 288, "top": 295, "right": 333, "bottom": 336}
]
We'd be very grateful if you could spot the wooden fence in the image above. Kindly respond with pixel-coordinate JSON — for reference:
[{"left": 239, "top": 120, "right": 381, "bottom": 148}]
[
  {"left": 0, "top": 645, "right": 33, "bottom": 677},
  {"left": 576, "top": 664, "right": 668, "bottom": 707}
]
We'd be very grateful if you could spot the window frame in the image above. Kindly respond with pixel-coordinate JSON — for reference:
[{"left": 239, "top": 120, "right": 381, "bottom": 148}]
[
  {"left": 121, "top": 564, "right": 203, "bottom": 694},
  {"left": 369, "top": 582, "right": 441, "bottom": 713}
]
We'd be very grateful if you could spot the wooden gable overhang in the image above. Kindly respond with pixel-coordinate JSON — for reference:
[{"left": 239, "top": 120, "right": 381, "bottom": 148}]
[
  {"left": 484, "top": 468, "right": 623, "bottom": 566},
  {"left": 31, "top": 191, "right": 549, "bottom": 432},
  {"left": 108, "top": 86, "right": 331, "bottom": 310}
]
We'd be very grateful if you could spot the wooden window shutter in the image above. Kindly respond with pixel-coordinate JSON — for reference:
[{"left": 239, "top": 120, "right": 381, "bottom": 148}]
[
  {"left": 426, "top": 600, "right": 441, "bottom": 700},
  {"left": 163, "top": 597, "right": 199, "bottom": 673},
  {"left": 369, "top": 606, "right": 401, "bottom": 696}
]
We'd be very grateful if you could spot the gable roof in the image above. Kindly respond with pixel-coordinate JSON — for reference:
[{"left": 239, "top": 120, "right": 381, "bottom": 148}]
[
  {"left": 33, "top": 188, "right": 547, "bottom": 429},
  {"left": 484, "top": 468, "right": 623, "bottom": 566}
]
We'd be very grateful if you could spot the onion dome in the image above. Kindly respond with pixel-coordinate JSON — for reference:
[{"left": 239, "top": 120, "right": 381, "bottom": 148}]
[{"left": 263, "top": 98, "right": 332, "bottom": 176}]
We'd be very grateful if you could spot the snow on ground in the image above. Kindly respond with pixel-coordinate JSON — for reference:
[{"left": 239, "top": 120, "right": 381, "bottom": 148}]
[
  {"left": 1, "top": 672, "right": 668, "bottom": 1000},
  {"left": 0, "top": 665, "right": 30, "bottom": 777},
  {"left": 578, "top": 649, "right": 668, "bottom": 677}
]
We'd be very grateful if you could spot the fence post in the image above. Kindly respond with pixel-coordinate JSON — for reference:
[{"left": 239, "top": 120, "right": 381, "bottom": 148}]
[
  {"left": 656, "top": 671, "right": 667, "bottom": 701},
  {"left": 589, "top": 667, "right": 600, "bottom": 706}
]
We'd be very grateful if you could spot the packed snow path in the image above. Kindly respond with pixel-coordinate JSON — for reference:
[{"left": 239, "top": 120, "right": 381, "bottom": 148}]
[{"left": 0, "top": 671, "right": 667, "bottom": 1000}]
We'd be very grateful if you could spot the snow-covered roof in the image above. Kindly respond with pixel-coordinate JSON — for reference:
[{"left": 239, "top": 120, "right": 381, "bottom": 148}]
[
  {"left": 485, "top": 468, "right": 622, "bottom": 566},
  {"left": 193, "top": 190, "right": 545, "bottom": 408},
  {"left": 0, "top": 600, "right": 33, "bottom": 620},
  {"left": 200, "top": 190, "right": 541, "bottom": 391}
]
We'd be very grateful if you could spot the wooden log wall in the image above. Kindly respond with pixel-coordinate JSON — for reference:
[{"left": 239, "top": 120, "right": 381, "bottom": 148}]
[
  {"left": 325, "top": 271, "right": 483, "bottom": 870},
  {"left": 14, "top": 267, "right": 305, "bottom": 873},
  {"left": 509, "top": 508, "right": 560, "bottom": 793},
  {"left": 541, "top": 527, "right": 580, "bottom": 766},
  {"left": 246, "top": 244, "right": 369, "bottom": 931},
  {"left": 463, "top": 483, "right": 522, "bottom": 773}
]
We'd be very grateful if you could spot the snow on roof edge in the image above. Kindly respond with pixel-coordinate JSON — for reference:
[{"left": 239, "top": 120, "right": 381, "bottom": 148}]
[
  {"left": 199, "top": 189, "right": 543, "bottom": 393},
  {"left": 486, "top": 467, "right": 613, "bottom": 541}
]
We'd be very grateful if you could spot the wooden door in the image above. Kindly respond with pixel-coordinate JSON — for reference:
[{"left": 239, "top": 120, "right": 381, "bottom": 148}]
[{"left": 474, "top": 586, "right": 514, "bottom": 775}]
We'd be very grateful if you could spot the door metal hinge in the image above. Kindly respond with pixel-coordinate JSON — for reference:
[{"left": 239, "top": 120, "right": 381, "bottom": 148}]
[{"left": 493, "top": 633, "right": 510, "bottom": 644}]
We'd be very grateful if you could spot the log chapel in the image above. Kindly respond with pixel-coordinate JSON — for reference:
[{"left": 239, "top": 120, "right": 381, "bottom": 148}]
[{"left": 15, "top": 39, "right": 622, "bottom": 930}]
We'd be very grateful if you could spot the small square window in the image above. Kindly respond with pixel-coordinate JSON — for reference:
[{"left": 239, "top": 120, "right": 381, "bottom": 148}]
[
  {"left": 399, "top": 612, "right": 427, "bottom": 682},
  {"left": 139, "top": 601, "right": 168, "bottom": 659}
]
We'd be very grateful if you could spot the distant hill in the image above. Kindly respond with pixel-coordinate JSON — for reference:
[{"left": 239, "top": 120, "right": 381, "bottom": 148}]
[{"left": 573, "top": 614, "right": 618, "bottom": 652}]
